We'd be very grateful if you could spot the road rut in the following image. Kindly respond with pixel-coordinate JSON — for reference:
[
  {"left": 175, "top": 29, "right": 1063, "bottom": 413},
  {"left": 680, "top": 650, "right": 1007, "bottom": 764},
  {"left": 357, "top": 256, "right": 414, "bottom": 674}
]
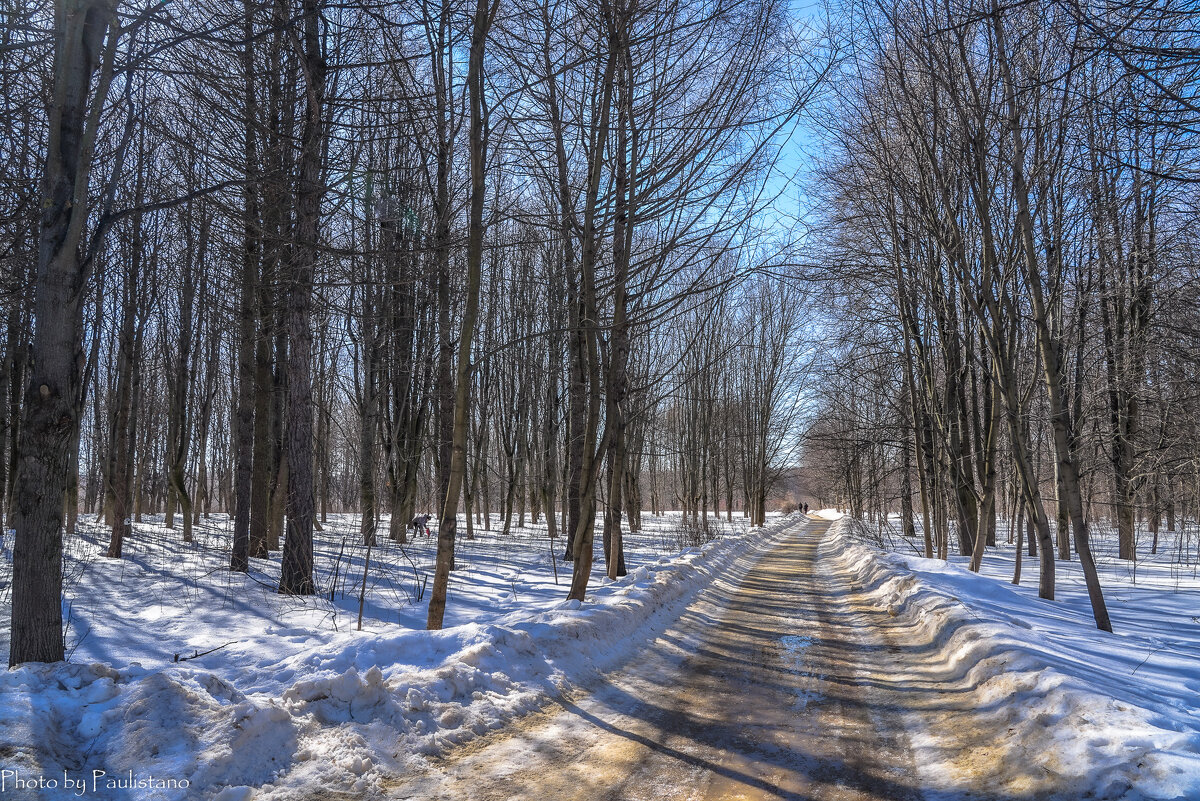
[{"left": 379, "top": 518, "right": 932, "bottom": 800}]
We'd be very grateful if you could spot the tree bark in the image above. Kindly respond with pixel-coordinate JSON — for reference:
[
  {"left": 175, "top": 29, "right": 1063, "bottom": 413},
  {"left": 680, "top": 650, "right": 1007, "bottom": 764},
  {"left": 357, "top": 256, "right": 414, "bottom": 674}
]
[
  {"left": 278, "top": 0, "right": 326, "bottom": 596},
  {"left": 427, "top": 0, "right": 496, "bottom": 629},
  {"left": 11, "top": 0, "right": 117, "bottom": 665}
]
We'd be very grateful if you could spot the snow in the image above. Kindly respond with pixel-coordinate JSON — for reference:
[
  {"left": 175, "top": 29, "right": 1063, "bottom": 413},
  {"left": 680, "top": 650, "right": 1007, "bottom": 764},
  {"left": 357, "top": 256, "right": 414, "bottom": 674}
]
[
  {"left": 0, "top": 511, "right": 786, "bottom": 800},
  {"left": 825, "top": 515, "right": 1200, "bottom": 801},
  {"left": 5, "top": 509, "right": 1197, "bottom": 799}
]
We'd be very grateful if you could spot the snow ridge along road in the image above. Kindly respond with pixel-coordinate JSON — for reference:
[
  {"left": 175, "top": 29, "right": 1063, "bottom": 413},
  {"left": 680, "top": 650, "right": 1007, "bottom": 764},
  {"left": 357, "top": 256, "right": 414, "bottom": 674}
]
[
  {"left": 378, "top": 515, "right": 1200, "bottom": 801},
  {"left": 0, "top": 515, "right": 795, "bottom": 801},
  {"left": 6, "top": 514, "right": 1195, "bottom": 799},
  {"left": 377, "top": 516, "right": 929, "bottom": 801},
  {"left": 824, "top": 517, "right": 1200, "bottom": 801}
]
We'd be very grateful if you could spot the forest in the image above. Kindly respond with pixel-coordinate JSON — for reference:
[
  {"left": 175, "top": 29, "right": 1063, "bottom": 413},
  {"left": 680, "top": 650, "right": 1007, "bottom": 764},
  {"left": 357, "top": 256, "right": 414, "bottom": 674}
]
[
  {"left": 801, "top": 0, "right": 1200, "bottom": 635},
  {"left": 5, "top": 0, "right": 1200, "bottom": 798},
  {"left": 2, "top": 0, "right": 1199, "bottom": 658},
  {"left": 1, "top": 0, "right": 818, "bottom": 666}
]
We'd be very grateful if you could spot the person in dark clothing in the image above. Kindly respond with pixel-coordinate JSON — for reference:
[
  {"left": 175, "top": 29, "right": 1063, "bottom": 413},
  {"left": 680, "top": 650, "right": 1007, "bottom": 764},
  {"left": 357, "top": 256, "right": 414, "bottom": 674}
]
[{"left": 411, "top": 514, "right": 430, "bottom": 538}]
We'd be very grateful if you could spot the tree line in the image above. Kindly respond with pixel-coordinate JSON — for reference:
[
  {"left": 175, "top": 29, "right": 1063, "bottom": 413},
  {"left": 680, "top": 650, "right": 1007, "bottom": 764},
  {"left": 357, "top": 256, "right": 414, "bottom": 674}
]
[
  {"left": 1, "top": 0, "right": 820, "bottom": 664},
  {"left": 804, "top": 0, "right": 1200, "bottom": 633}
]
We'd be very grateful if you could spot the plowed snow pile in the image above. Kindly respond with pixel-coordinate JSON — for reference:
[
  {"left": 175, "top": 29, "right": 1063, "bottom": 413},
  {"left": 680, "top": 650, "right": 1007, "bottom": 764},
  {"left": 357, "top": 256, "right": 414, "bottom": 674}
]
[
  {"left": 825, "top": 516, "right": 1200, "bottom": 801},
  {"left": 0, "top": 514, "right": 796, "bottom": 801}
]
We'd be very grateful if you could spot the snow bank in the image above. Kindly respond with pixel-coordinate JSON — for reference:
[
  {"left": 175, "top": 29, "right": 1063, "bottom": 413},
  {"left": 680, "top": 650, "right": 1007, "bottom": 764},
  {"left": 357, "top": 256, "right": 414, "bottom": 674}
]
[
  {"left": 824, "top": 517, "right": 1200, "bottom": 801},
  {"left": 0, "top": 514, "right": 797, "bottom": 800}
]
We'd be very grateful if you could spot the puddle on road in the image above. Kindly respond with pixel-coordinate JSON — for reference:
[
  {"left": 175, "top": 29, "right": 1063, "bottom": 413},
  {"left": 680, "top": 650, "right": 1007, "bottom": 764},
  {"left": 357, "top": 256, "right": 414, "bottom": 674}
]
[
  {"left": 779, "top": 628, "right": 821, "bottom": 711},
  {"left": 780, "top": 633, "right": 815, "bottom": 659},
  {"left": 779, "top": 617, "right": 816, "bottom": 667}
]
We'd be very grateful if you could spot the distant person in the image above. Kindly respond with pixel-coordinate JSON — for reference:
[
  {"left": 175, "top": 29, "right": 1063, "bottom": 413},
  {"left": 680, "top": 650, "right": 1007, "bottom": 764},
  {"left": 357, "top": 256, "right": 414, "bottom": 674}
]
[
  {"left": 803, "top": 503, "right": 810, "bottom": 515},
  {"left": 411, "top": 513, "right": 430, "bottom": 538}
]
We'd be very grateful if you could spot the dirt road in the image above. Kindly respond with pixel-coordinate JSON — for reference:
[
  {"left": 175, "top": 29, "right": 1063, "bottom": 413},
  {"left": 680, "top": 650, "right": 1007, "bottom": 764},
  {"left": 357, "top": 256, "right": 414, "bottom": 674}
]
[{"left": 379, "top": 518, "right": 936, "bottom": 800}]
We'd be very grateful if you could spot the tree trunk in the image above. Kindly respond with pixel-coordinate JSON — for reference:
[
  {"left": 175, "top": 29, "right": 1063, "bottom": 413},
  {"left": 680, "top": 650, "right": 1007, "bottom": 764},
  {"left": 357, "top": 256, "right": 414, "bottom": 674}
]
[
  {"left": 11, "top": 0, "right": 117, "bottom": 665},
  {"left": 427, "top": 0, "right": 494, "bottom": 628},
  {"left": 230, "top": 5, "right": 258, "bottom": 570},
  {"left": 278, "top": 0, "right": 326, "bottom": 596}
]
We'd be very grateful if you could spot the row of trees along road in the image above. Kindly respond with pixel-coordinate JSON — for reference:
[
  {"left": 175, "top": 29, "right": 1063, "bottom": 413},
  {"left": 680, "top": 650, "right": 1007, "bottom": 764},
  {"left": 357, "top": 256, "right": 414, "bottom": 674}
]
[
  {"left": 803, "top": 0, "right": 1200, "bottom": 633},
  {"left": 1, "top": 0, "right": 823, "bottom": 664}
]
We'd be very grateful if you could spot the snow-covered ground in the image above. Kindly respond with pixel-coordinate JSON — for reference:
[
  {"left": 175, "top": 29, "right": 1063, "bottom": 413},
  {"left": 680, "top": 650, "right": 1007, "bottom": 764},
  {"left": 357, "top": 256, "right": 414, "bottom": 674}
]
[
  {"left": 6, "top": 509, "right": 1197, "bottom": 800},
  {"left": 0, "top": 510, "right": 783, "bottom": 800},
  {"left": 828, "top": 514, "right": 1200, "bottom": 800}
]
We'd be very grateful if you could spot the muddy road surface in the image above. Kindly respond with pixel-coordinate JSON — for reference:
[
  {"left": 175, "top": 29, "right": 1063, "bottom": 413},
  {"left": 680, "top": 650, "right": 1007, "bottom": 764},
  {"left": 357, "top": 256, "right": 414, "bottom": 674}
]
[{"left": 378, "top": 518, "right": 935, "bottom": 801}]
